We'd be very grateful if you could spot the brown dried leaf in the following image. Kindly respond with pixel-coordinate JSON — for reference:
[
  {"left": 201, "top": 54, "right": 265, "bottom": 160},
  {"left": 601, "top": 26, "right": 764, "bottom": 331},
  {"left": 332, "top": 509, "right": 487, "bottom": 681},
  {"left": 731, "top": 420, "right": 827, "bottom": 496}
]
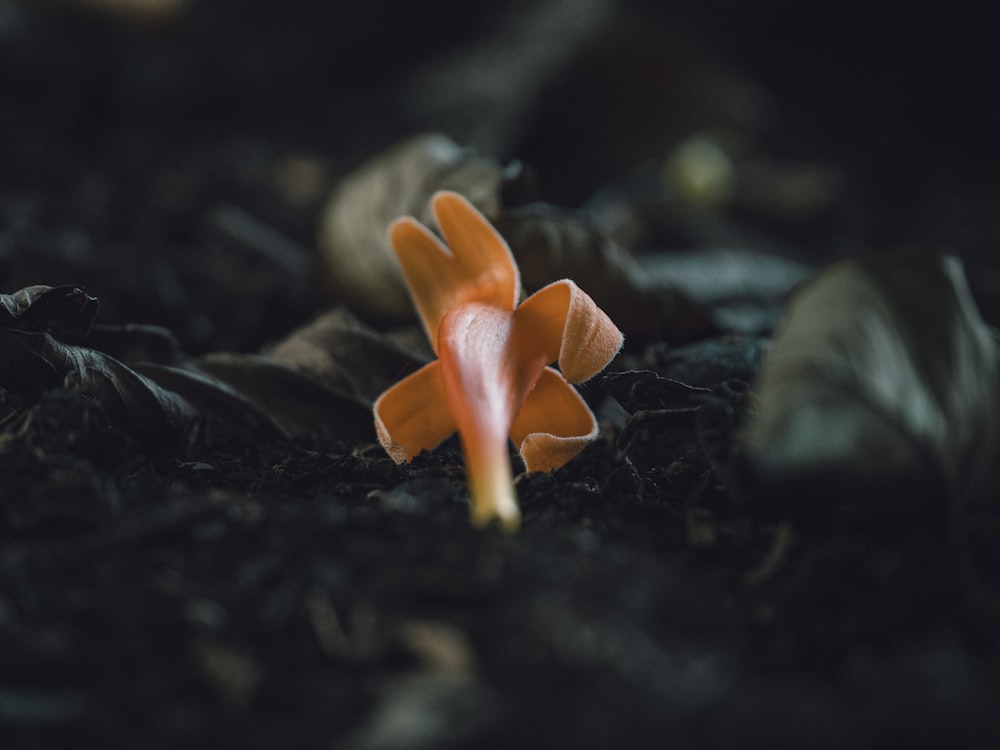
[
  {"left": 1, "top": 286, "right": 427, "bottom": 449},
  {"left": 318, "top": 133, "right": 514, "bottom": 321},
  {"left": 318, "top": 133, "right": 710, "bottom": 341},
  {"left": 0, "top": 285, "right": 99, "bottom": 340},
  {"left": 0, "top": 328, "right": 199, "bottom": 449},
  {"left": 266, "top": 307, "right": 426, "bottom": 403},
  {"left": 635, "top": 248, "right": 814, "bottom": 335},
  {"left": 742, "top": 253, "right": 1000, "bottom": 508},
  {"left": 133, "top": 310, "right": 427, "bottom": 445},
  {"left": 495, "top": 205, "right": 713, "bottom": 340},
  {"left": 188, "top": 353, "right": 374, "bottom": 443},
  {"left": 130, "top": 361, "right": 288, "bottom": 442},
  {"left": 85, "top": 322, "right": 184, "bottom": 366}
]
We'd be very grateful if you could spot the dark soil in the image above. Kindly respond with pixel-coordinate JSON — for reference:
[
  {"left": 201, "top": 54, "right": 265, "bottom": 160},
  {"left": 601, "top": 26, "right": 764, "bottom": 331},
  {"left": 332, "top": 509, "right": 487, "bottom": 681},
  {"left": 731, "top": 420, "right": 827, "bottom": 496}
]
[{"left": 3, "top": 1, "right": 1000, "bottom": 748}]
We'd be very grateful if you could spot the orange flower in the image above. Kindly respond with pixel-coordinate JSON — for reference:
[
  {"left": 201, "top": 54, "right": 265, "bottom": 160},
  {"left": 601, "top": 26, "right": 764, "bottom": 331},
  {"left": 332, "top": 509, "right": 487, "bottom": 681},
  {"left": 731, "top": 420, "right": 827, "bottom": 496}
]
[{"left": 373, "top": 192, "right": 623, "bottom": 530}]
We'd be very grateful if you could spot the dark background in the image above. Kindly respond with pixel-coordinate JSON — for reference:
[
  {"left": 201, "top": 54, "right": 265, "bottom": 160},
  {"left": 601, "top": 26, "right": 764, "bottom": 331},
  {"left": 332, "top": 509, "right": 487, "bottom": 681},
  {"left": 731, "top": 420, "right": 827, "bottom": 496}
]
[
  {"left": 4, "top": 0, "right": 1000, "bottom": 347},
  {"left": 3, "top": 1, "right": 1000, "bottom": 748}
]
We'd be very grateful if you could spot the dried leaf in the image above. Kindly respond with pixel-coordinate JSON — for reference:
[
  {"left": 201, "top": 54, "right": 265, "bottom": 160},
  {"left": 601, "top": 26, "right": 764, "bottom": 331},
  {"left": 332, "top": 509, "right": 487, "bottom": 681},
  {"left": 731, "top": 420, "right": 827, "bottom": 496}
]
[
  {"left": 130, "top": 361, "right": 288, "bottom": 442},
  {"left": 741, "top": 253, "right": 1000, "bottom": 508},
  {"left": 0, "top": 285, "right": 282, "bottom": 448},
  {"left": 0, "top": 287, "right": 189, "bottom": 445},
  {"left": 140, "top": 309, "right": 425, "bottom": 444},
  {"left": 494, "top": 205, "right": 713, "bottom": 340},
  {"left": 85, "top": 322, "right": 184, "bottom": 366},
  {"left": 636, "top": 248, "right": 814, "bottom": 334},
  {"left": 1, "top": 285, "right": 428, "bottom": 450},
  {"left": 267, "top": 308, "right": 427, "bottom": 403},
  {"left": 189, "top": 353, "right": 375, "bottom": 443},
  {"left": 134, "top": 310, "right": 425, "bottom": 445},
  {"left": 318, "top": 132, "right": 710, "bottom": 341},
  {"left": 0, "top": 285, "right": 99, "bottom": 340},
  {"left": 318, "top": 133, "right": 514, "bottom": 321},
  {"left": 0, "top": 327, "right": 199, "bottom": 449}
]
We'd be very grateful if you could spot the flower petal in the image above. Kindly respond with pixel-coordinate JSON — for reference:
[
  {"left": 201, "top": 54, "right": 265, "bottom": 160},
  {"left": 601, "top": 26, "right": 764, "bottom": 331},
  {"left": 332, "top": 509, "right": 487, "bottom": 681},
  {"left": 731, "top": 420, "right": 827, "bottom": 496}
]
[
  {"left": 438, "top": 302, "right": 535, "bottom": 530},
  {"left": 513, "top": 280, "right": 624, "bottom": 384},
  {"left": 510, "top": 367, "right": 599, "bottom": 472},
  {"left": 373, "top": 360, "right": 456, "bottom": 463},
  {"left": 388, "top": 191, "right": 520, "bottom": 350},
  {"left": 434, "top": 192, "right": 521, "bottom": 308}
]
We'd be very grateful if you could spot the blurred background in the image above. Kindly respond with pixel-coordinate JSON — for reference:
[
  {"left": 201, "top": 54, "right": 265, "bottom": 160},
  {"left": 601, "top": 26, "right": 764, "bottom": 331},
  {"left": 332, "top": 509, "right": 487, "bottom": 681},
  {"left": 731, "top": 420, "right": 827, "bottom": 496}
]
[{"left": 2, "top": 0, "right": 999, "bottom": 349}]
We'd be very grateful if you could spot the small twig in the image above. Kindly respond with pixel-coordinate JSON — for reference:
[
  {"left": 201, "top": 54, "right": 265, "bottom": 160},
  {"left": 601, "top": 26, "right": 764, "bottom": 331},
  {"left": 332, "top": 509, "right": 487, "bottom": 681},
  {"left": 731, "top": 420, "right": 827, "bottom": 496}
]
[
  {"left": 743, "top": 521, "right": 795, "bottom": 586},
  {"left": 208, "top": 203, "right": 312, "bottom": 277}
]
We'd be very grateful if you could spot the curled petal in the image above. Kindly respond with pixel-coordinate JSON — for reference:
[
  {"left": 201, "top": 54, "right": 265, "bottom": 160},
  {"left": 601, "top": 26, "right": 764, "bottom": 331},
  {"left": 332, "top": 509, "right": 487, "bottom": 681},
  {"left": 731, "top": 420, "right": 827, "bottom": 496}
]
[
  {"left": 388, "top": 191, "right": 520, "bottom": 350},
  {"left": 513, "top": 280, "right": 624, "bottom": 384},
  {"left": 510, "top": 367, "right": 600, "bottom": 472},
  {"left": 373, "top": 361, "right": 456, "bottom": 463}
]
